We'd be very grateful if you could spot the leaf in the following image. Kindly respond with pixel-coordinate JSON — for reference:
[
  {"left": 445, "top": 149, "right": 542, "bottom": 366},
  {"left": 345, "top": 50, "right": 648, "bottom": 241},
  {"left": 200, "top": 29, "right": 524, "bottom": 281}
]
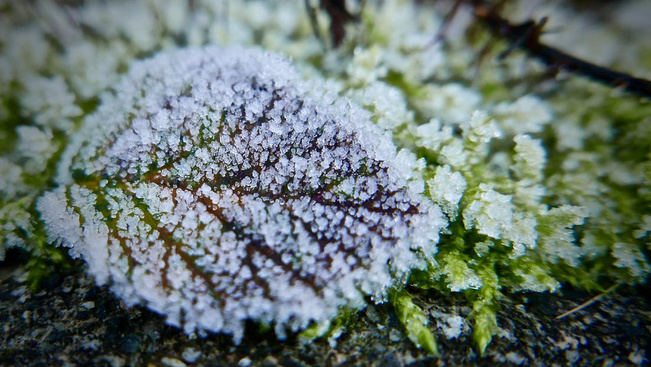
[{"left": 37, "top": 46, "right": 446, "bottom": 342}]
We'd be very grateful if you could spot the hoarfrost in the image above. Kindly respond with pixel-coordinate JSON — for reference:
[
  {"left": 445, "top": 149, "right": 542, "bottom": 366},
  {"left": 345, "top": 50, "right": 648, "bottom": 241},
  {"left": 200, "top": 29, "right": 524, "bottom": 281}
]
[
  {"left": 612, "top": 242, "right": 649, "bottom": 277},
  {"left": 463, "top": 184, "right": 514, "bottom": 240},
  {"left": 16, "top": 126, "right": 59, "bottom": 175},
  {"left": 37, "top": 46, "right": 446, "bottom": 342},
  {"left": 0, "top": 158, "right": 25, "bottom": 199},
  {"left": 427, "top": 165, "right": 467, "bottom": 219},
  {"left": 493, "top": 95, "right": 553, "bottom": 135},
  {"left": 416, "top": 84, "right": 482, "bottom": 124},
  {"left": 19, "top": 75, "right": 81, "bottom": 131},
  {"left": 440, "top": 315, "right": 465, "bottom": 339}
]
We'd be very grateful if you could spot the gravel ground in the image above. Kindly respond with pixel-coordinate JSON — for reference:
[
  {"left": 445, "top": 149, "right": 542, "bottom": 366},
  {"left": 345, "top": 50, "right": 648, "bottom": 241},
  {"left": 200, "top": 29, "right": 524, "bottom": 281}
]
[{"left": 1, "top": 250, "right": 649, "bottom": 367}]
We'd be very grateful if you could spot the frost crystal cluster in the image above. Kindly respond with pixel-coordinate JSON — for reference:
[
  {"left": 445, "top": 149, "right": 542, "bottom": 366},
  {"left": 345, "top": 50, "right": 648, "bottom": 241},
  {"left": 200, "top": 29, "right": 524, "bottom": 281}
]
[
  {"left": 1, "top": 0, "right": 650, "bottom": 355},
  {"left": 37, "top": 46, "right": 444, "bottom": 340}
]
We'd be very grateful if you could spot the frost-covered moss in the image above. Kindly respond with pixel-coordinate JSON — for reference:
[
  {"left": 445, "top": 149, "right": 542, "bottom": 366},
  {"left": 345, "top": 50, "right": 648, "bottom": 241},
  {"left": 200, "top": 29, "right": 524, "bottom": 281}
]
[{"left": 1, "top": 0, "right": 649, "bottom": 355}]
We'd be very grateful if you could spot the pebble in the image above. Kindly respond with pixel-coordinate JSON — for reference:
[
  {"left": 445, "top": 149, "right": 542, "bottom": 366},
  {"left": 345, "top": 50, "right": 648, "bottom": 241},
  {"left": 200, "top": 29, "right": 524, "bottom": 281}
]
[
  {"left": 181, "top": 347, "right": 201, "bottom": 363},
  {"left": 161, "top": 357, "right": 187, "bottom": 367}
]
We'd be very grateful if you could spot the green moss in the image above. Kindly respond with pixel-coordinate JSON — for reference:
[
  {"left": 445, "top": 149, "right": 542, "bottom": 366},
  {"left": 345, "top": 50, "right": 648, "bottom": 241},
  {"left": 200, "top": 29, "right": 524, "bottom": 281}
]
[
  {"left": 390, "top": 288, "right": 439, "bottom": 356},
  {"left": 24, "top": 223, "right": 72, "bottom": 291},
  {"left": 1, "top": 0, "right": 650, "bottom": 358}
]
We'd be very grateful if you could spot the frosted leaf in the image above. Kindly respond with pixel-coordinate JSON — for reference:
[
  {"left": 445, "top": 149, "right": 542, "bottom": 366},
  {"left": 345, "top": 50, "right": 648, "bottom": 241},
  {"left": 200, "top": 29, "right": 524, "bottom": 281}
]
[{"left": 37, "top": 46, "right": 445, "bottom": 342}]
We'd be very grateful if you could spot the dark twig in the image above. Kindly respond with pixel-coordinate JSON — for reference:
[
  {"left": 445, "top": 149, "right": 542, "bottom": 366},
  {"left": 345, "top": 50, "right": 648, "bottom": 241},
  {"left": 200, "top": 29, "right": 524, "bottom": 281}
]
[
  {"left": 555, "top": 283, "right": 620, "bottom": 320},
  {"left": 323, "top": 0, "right": 357, "bottom": 47},
  {"left": 304, "top": 0, "right": 360, "bottom": 48},
  {"left": 304, "top": 0, "right": 324, "bottom": 47},
  {"left": 469, "top": 0, "right": 651, "bottom": 98},
  {"left": 430, "top": 0, "right": 464, "bottom": 46}
]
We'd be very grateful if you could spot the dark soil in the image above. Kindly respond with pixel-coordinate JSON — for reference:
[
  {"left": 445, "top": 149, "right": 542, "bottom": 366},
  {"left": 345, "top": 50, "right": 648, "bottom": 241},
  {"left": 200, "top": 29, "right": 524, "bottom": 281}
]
[{"left": 0, "top": 250, "right": 648, "bottom": 367}]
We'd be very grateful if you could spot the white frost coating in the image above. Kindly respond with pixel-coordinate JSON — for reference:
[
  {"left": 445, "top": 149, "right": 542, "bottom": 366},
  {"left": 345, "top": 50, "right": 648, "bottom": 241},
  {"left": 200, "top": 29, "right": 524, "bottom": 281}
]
[
  {"left": 612, "top": 242, "right": 649, "bottom": 277},
  {"left": 416, "top": 84, "right": 482, "bottom": 124},
  {"left": 346, "top": 81, "right": 413, "bottom": 130},
  {"left": 464, "top": 184, "right": 513, "bottom": 240},
  {"left": 16, "top": 126, "right": 59, "bottom": 175},
  {"left": 19, "top": 75, "right": 81, "bottom": 131},
  {"left": 440, "top": 315, "right": 465, "bottom": 339},
  {"left": 38, "top": 46, "right": 446, "bottom": 342},
  {"left": 513, "top": 134, "right": 545, "bottom": 180},
  {"left": 0, "top": 158, "right": 24, "bottom": 199},
  {"left": 492, "top": 95, "right": 553, "bottom": 136},
  {"left": 463, "top": 183, "right": 538, "bottom": 257},
  {"left": 427, "top": 165, "right": 467, "bottom": 219},
  {"left": 461, "top": 111, "right": 502, "bottom": 145}
]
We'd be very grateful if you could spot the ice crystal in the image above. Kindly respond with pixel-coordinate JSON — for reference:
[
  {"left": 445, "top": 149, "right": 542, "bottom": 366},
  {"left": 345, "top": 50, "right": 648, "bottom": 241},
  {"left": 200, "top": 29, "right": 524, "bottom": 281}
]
[
  {"left": 37, "top": 46, "right": 445, "bottom": 341},
  {"left": 1, "top": 0, "right": 649, "bottom": 355},
  {"left": 427, "top": 165, "right": 467, "bottom": 219},
  {"left": 492, "top": 96, "right": 552, "bottom": 135}
]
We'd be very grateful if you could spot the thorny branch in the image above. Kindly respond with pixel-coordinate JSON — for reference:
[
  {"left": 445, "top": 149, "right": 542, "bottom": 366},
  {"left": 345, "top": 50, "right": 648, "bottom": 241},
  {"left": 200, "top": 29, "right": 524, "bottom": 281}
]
[
  {"left": 304, "top": 0, "right": 361, "bottom": 47},
  {"left": 456, "top": 0, "right": 651, "bottom": 98},
  {"left": 310, "top": 0, "right": 651, "bottom": 98}
]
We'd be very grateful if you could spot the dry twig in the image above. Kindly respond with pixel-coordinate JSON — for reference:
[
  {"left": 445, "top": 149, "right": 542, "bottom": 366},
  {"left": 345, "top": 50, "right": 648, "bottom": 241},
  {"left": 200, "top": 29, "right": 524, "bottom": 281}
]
[
  {"left": 555, "top": 283, "right": 620, "bottom": 320},
  {"left": 466, "top": 0, "right": 651, "bottom": 98},
  {"left": 304, "top": 0, "right": 360, "bottom": 47}
]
